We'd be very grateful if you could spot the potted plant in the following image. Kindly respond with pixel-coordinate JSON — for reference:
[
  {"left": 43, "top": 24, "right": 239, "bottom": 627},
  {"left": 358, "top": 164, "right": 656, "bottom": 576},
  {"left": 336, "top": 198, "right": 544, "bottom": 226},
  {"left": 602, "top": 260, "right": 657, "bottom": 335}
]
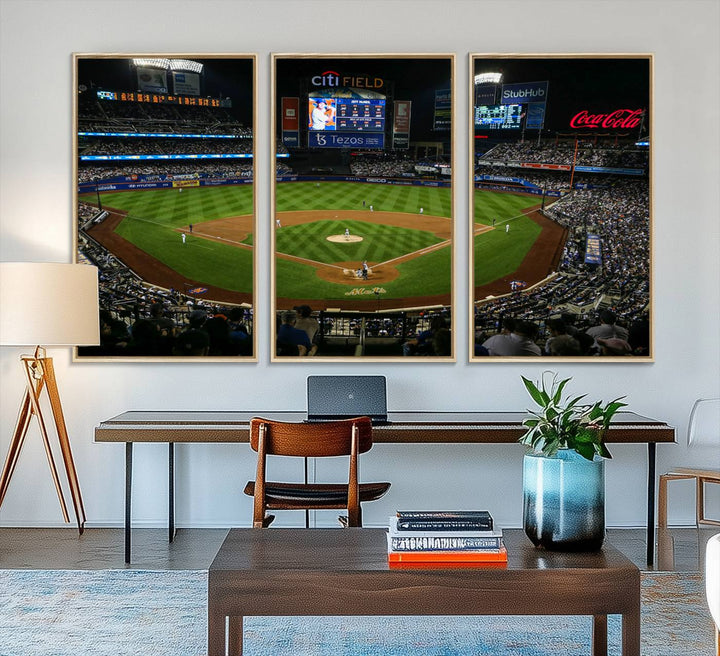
[{"left": 519, "top": 372, "right": 626, "bottom": 551}]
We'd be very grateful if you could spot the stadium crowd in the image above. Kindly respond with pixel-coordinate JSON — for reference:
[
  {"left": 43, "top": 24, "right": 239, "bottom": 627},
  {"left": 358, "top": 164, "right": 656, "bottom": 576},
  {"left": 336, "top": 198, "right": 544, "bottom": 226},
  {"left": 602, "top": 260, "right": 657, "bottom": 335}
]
[
  {"left": 275, "top": 307, "right": 452, "bottom": 357},
  {"left": 76, "top": 206, "right": 253, "bottom": 357},
  {"left": 78, "top": 92, "right": 251, "bottom": 136},
  {"left": 474, "top": 177, "right": 650, "bottom": 357},
  {"left": 78, "top": 161, "right": 254, "bottom": 183},
  {"left": 81, "top": 137, "right": 253, "bottom": 156},
  {"left": 349, "top": 153, "right": 416, "bottom": 177},
  {"left": 474, "top": 166, "right": 572, "bottom": 192},
  {"left": 481, "top": 141, "right": 648, "bottom": 169}
]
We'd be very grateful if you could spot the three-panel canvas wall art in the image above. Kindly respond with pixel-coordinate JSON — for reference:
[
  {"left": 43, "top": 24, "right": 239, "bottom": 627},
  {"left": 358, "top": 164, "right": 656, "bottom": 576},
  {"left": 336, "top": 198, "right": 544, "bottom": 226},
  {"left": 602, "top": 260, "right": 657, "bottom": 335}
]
[{"left": 73, "top": 53, "right": 652, "bottom": 362}]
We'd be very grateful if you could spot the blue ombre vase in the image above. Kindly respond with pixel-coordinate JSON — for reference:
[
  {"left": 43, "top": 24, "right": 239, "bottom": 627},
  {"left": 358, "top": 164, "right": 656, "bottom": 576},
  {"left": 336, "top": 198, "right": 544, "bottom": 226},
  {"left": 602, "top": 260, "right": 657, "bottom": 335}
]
[{"left": 523, "top": 448, "right": 606, "bottom": 551}]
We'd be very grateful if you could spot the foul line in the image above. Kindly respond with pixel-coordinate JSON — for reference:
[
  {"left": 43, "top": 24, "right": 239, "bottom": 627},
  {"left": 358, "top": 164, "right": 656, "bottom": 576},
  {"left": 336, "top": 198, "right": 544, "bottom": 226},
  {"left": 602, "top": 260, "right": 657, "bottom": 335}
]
[{"left": 376, "top": 239, "right": 451, "bottom": 268}]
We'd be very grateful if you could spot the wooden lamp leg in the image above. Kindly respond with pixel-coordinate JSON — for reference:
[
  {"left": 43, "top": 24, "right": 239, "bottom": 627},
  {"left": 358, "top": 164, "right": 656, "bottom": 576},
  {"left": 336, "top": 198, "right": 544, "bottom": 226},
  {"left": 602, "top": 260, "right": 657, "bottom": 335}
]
[
  {"left": 41, "top": 357, "right": 86, "bottom": 532},
  {"left": 0, "top": 352, "right": 86, "bottom": 534}
]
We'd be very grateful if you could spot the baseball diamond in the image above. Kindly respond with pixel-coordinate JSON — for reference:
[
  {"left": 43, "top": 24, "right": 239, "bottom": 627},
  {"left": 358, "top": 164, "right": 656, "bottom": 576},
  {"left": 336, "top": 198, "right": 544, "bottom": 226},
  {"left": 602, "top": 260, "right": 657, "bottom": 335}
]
[{"left": 80, "top": 181, "right": 558, "bottom": 312}]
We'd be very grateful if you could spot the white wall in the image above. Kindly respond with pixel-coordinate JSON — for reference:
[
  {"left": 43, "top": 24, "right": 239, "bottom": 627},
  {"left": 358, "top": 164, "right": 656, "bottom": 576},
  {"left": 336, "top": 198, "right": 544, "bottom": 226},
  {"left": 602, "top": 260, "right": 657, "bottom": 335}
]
[{"left": 1, "top": 0, "right": 718, "bottom": 530}]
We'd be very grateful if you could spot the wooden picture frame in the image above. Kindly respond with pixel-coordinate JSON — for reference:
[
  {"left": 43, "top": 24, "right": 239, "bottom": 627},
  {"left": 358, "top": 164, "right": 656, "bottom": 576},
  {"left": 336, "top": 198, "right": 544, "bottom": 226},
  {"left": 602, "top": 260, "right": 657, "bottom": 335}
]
[
  {"left": 271, "top": 54, "right": 455, "bottom": 362},
  {"left": 469, "top": 54, "right": 653, "bottom": 362},
  {"left": 73, "top": 53, "right": 257, "bottom": 361}
]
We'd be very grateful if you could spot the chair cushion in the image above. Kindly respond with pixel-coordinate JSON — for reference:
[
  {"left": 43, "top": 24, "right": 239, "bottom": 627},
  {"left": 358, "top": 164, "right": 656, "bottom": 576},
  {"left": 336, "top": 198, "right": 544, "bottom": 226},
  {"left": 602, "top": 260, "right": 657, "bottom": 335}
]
[{"left": 244, "top": 481, "right": 390, "bottom": 507}]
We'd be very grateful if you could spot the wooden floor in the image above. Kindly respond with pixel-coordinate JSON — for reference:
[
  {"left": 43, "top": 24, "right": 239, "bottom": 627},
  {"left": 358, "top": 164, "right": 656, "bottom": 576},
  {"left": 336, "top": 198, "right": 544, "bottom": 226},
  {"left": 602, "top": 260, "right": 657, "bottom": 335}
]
[{"left": 0, "top": 526, "right": 716, "bottom": 571}]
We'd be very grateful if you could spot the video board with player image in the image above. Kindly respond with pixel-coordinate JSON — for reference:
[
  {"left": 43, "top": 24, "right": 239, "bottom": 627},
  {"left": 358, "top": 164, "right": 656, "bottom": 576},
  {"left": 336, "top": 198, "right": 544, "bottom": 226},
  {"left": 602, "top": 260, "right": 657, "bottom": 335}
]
[{"left": 308, "top": 97, "right": 385, "bottom": 132}]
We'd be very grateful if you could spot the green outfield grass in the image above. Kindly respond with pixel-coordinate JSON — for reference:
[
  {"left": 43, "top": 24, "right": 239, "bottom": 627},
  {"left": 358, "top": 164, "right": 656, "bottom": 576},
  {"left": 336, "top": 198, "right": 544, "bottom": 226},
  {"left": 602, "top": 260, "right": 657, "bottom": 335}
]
[
  {"left": 79, "top": 185, "right": 254, "bottom": 293},
  {"left": 276, "top": 220, "right": 444, "bottom": 264},
  {"left": 473, "top": 188, "right": 538, "bottom": 226},
  {"left": 80, "top": 185, "right": 254, "bottom": 228},
  {"left": 473, "top": 189, "right": 542, "bottom": 287},
  {"left": 276, "top": 181, "right": 451, "bottom": 217}
]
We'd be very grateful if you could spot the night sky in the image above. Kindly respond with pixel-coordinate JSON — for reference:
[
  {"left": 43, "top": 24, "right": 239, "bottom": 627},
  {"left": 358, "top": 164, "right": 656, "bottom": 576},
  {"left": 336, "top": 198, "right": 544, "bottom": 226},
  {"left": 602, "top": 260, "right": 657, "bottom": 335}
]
[
  {"left": 76, "top": 57, "right": 254, "bottom": 122},
  {"left": 275, "top": 56, "right": 453, "bottom": 141},
  {"left": 473, "top": 56, "right": 651, "bottom": 134}
]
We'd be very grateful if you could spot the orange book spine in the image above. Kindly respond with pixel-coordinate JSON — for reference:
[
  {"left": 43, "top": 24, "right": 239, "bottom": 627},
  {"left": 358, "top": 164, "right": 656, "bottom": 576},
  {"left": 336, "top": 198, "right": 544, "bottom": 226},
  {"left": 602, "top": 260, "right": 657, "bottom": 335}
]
[
  {"left": 388, "top": 545, "right": 507, "bottom": 563},
  {"left": 389, "top": 560, "right": 507, "bottom": 569}
]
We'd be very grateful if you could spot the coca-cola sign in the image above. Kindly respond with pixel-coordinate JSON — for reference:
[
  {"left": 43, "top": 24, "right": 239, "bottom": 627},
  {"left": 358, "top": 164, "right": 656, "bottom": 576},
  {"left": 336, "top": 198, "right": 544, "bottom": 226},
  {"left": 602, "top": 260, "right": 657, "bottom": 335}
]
[{"left": 569, "top": 108, "right": 643, "bottom": 129}]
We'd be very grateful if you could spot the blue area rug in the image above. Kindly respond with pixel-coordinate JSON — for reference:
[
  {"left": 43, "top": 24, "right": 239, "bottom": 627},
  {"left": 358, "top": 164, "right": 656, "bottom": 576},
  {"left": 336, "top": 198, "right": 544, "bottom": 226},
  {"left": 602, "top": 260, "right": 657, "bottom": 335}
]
[{"left": 0, "top": 569, "right": 714, "bottom": 656}]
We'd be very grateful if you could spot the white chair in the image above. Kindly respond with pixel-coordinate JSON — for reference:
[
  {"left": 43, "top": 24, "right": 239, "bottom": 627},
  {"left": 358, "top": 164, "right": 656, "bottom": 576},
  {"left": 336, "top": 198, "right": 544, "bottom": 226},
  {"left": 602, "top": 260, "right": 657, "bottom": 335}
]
[
  {"left": 707, "top": 533, "right": 720, "bottom": 656},
  {"left": 659, "top": 398, "right": 720, "bottom": 528}
]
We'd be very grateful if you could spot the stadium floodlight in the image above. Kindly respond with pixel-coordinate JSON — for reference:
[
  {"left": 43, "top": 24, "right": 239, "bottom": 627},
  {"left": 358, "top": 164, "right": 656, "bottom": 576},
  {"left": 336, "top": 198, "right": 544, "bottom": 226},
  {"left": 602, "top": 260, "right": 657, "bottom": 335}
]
[
  {"left": 132, "top": 58, "right": 172, "bottom": 70},
  {"left": 474, "top": 72, "right": 503, "bottom": 85},
  {"left": 168, "top": 59, "right": 204, "bottom": 74}
]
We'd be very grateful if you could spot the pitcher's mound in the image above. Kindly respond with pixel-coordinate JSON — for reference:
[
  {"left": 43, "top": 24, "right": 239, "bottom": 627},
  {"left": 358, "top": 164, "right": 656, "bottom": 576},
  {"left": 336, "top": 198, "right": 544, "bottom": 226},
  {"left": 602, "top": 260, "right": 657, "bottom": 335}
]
[{"left": 327, "top": 234, "right": 364, "bottom": 243}]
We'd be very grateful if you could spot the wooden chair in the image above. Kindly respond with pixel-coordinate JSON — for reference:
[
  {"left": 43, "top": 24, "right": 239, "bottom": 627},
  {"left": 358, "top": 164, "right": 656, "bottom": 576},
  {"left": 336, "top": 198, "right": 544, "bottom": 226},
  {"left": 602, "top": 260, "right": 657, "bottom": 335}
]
[
  {"left": 658, "top": 398, "right": 720, "bottom": 528},
  {"left": 243, "top": 417, "right": 390, "bottom": 528}
]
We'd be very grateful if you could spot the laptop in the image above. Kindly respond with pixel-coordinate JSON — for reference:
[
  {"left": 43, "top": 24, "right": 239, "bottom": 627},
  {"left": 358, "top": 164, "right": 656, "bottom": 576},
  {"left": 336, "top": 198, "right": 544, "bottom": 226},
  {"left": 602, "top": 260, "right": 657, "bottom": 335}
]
[{"left": 306, "top": 375, "right": 389, "bottom": 425}]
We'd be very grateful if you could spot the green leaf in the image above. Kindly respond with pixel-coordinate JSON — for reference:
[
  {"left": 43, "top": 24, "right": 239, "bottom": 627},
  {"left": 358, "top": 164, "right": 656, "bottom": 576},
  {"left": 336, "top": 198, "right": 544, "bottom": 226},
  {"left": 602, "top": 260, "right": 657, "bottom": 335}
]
[
  {"left": 521, "top": 376, "right": 547, "bottom": 407},
  {"left": 575, "top": 442, "right": 595, "bottom": 461},
  {"left": 566, "top": 394, "right": 587, "bottom": 409},
  {"left": 552, "top": 377, "right": 571, "bottom": 404}
]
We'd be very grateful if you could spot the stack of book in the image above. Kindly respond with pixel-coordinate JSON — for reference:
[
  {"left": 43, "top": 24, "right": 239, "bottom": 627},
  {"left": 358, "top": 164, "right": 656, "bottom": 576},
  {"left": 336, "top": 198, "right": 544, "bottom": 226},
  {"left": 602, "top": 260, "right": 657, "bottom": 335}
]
[{"left": 387, "top": 510, "right": 507, "bottom": 567}]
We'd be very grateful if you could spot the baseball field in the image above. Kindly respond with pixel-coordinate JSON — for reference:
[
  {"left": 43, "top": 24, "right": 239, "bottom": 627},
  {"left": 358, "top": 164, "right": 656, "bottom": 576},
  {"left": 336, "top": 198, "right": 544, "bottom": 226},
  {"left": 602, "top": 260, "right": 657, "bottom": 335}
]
[
  {"left": 81, "top": 180, "right": 562, "bottom": 309},
  {"left": 274, "top": 181, "right": 452, "bottom": 310},
  {"left": 473, "top": 188, "right": 566, "bottom": 300}
]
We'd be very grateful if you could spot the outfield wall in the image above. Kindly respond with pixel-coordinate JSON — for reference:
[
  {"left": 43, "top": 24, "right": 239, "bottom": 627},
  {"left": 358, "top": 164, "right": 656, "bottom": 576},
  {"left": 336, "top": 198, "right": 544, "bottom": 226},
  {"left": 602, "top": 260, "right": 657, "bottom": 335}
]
[
  {"left": 78, "top": 174, "right": 449, "bottom": 193},
  {"left": 474, "top": 182, "right": 563, "bottom": 198},
  {"left": 277, "top": 174, "right": 451, "bottom": 188},
  {"left": 77, "top": 175, "right": 253, "bottom": 193}
]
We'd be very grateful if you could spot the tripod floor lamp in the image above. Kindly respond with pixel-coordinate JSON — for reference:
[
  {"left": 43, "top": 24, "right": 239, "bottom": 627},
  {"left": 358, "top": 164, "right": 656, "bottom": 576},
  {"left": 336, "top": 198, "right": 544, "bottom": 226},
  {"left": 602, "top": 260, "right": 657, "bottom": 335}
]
[{"left": 0, "top": 262, "right": 99, "bottom": 533}]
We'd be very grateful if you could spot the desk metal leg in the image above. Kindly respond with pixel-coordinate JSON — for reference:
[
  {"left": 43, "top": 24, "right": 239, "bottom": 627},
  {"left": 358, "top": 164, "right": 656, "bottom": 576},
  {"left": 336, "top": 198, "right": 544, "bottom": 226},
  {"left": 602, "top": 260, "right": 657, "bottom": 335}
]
[
  {"left": 304, "top": 456, "right": 310, "bottom": 528},
  {"left": 647, "top": 442, "right": 656, "bottom": 566},
  {"left": 169, "top": 443, "right": 175, "bottom": 542},
  {"left": 125, "top": 442, "right": 132, "bottom": 564}
]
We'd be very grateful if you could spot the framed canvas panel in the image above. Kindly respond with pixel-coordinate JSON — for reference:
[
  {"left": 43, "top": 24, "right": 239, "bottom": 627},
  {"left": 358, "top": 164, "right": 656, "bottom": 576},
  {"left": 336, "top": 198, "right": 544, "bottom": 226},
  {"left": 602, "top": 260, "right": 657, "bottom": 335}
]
[
  {"left": 469, "top": 54, "right": 653, "bottom": 361},
  {"left": 73, "top": 54, "right": 257, "bottom": 361},
  {"left": 272, "top": 54, "right": 455, "bottom": 361}
]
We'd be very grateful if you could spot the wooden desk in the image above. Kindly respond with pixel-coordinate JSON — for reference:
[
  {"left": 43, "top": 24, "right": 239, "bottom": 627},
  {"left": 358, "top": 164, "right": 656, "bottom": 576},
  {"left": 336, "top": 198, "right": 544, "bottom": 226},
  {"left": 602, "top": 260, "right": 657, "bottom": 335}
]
[
  {"left": 207, "top": 528, "right": 641, "bottom": 656},
  {"left": 94, "top": 411, "right": 675, "bottom": 564}
]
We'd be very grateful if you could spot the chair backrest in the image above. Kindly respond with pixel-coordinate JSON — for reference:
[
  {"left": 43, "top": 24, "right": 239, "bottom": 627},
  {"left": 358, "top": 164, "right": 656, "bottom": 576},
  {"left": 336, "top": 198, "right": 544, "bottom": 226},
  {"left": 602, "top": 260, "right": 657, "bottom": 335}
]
[
  {"left": 249, "top": 417, "right": 373, "bottom": 457},
  {"left": 688, "top": 398, "right": 720, "bottom": 447}
]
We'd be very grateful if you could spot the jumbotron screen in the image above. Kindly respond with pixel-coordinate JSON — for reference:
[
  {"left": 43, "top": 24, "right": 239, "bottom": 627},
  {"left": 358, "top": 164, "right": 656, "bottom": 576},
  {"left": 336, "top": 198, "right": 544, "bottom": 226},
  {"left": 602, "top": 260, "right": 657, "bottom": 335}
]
[
  {"left": 308, "top": 97, "right": 385, "bottom": 132},
  {"left": 474, "top": 103, "right": 523, "bottom": 129}
]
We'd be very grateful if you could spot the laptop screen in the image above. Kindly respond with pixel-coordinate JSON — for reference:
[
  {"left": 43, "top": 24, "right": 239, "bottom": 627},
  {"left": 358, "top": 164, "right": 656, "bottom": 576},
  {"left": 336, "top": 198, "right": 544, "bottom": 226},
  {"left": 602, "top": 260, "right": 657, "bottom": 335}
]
[{"left": 306, "top": 375, "right": 388, "bottom": 422}]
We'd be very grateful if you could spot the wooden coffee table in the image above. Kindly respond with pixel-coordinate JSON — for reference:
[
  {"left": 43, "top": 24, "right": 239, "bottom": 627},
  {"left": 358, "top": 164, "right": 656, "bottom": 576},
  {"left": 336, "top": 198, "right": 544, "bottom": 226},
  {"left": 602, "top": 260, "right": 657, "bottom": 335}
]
[{"left": 208, "top": 528, "right": 640, "bottom": 656}]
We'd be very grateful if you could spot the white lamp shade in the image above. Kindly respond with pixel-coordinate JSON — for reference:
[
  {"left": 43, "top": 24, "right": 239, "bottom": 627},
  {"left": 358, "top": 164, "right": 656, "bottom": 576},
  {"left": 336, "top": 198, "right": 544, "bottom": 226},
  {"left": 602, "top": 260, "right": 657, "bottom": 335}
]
[{"left": 0, "top": 262, "right": 100, "bottom": 346}]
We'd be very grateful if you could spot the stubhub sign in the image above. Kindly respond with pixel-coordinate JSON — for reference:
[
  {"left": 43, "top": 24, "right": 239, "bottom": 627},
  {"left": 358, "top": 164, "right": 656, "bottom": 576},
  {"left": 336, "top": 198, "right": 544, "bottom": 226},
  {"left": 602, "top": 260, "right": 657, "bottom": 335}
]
[{"left": 501, "top": 81, "right": 549, "bottom": 104}]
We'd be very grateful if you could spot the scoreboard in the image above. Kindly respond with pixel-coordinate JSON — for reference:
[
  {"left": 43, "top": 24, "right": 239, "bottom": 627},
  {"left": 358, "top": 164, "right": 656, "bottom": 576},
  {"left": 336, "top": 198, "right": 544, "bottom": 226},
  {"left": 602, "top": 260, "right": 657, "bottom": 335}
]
[
  {"left": 97, "top": 90, "right": 227, "bottom": 108},
  {"left": 474, "top": 103, "right": 523, "bottom": 129},
  {"left": 309, "top": 97, "right": 385, "bottom": 132},
  {"left": 336, "top": 99, "right": 385, "bottom": 132}
]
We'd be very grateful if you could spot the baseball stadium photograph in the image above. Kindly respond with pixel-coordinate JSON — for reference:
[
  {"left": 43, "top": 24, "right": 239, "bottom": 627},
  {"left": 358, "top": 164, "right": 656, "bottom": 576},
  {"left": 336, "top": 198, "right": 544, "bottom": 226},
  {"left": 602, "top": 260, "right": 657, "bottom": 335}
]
[
  {"left": 74, "top": 55, "right": 256, "bottom": 360},
  {"left": 273, "top": 55, "right": 454, "bottom": 360},
  {"left": 470, "top": 55, "right": 652, "bottom": 360}
]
